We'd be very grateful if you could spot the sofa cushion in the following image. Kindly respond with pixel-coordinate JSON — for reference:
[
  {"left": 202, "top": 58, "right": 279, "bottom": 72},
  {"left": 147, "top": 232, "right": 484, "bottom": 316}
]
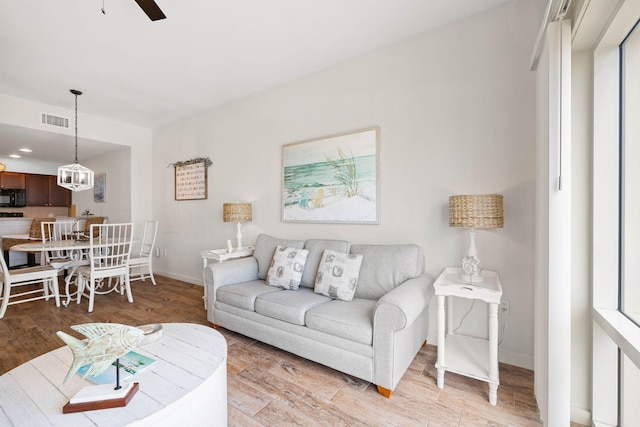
[
  {"left": 301, "top": 239, "right": 350, "bottom": 288},
  {"left": 305, "top": 298, "right": 376, "bottom": 346},
  {"left": 350, "top": 244, "right": 425, "bottom": 300},
  {"left": 254, "top": 234, "right": 304, "bottom": 280},
  {"left": 266, "top": 246, "right": 309, "bottom": 290},
  {"left": 216, "top": 280, "right": 281, "bottom": 311},
  {"left": 255, "top": 287, "right": 330, "bottom": 325},
  {"left": 314, "top": 250, "right": 363, "bottom": 301}
]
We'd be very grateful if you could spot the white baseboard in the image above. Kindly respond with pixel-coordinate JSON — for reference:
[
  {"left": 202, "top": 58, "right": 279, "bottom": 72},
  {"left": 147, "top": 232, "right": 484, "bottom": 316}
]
[
  {"left": 571, "top": 405, "right": 592, "bottom": 426},
  {"left": 427, "top": 332, "right": 437, "bottom": 347},
  {"left": 426, "top": 332, "right": 533, "bottom": 370},
  {"left": 498, "top": 349, "right": 533, "bottom": 370},
  {"left": 427, "top": 334, "right": 438, "bottom": 347},
  {"left": 154, "top": 270, "right": 202, "bottom": 286}
]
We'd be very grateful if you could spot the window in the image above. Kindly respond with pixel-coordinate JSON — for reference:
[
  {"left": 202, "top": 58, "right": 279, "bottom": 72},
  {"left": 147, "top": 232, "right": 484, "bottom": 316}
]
[
  {"left": 592, "top": 3, "right": 640, "bottom": 425},
  {"left": 621, "top": 19, "right": 640, "bottom": 327},
  {"left": 622, "top": 354, "right": 640, "bottom": 425},
  {"left": 618, "top": 18, "right": 640, "bottom": 427}
]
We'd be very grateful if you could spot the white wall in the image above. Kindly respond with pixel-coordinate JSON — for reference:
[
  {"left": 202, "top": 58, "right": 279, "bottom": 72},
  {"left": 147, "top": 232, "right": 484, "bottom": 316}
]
[
  {"left": 534, "top": 22, "right": 550, "bottom": 423},
  {"left": 570, "top": 51, "right": 593, "bottom": 424},
  {"left": 152, "top": 0, "right": 541, "bottom": 368},
  {"left": 0, "top": 157, "right": 60, "bottom": 175},
  {"left": 535, "top": 19, "right": 573, "bottom": 426},
  {"left": 72, "top": 146, "right": 132, "bottom": 224},
  {"left": 0, "top": 94, "right": 153, "bottom": 227}
]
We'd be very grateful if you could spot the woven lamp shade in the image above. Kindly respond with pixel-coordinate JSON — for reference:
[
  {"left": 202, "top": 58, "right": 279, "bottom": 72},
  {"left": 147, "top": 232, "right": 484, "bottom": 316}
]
[
  {"left": 223, "top": 203, "right": 252, "bottom": 222},
  {"left": 449, "top": 194, "right": 504, "bottom": 229}
]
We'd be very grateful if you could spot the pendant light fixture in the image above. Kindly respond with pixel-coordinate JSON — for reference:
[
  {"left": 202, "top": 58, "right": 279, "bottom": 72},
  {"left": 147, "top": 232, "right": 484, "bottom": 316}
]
[{"left": 57, "top": 89, "right": 94, "bottom": 192}]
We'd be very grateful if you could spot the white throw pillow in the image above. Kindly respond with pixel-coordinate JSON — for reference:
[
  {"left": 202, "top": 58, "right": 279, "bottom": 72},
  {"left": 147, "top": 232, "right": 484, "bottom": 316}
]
[
  {"left": 314, "top": 249, "right": 363, "bottom": 301},
  {"left": 266, "top": 246, "right": 309, "bottom": 290}
]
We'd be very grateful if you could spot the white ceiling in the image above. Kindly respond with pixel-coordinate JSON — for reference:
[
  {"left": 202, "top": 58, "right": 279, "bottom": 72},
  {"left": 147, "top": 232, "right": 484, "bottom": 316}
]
[{"left": 0, "top": 0, "right": 511, "bottom": 163}]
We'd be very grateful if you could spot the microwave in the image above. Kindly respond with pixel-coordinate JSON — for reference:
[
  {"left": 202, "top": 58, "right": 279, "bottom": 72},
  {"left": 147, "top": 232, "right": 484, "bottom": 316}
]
[{"left": 0, "top": 188, "right": 26, "bottom": 207}]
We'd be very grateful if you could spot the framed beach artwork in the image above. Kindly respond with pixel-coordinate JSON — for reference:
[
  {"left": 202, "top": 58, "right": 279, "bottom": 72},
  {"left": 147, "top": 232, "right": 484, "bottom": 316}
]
[{"left": 282, "top": 127, "right": 380, "bottom": 224}]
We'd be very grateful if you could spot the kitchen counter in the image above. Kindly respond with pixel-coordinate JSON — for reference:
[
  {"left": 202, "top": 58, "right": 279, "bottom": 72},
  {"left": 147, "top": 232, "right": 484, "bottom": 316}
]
[
  {"left": 0, "top": 217, "right": 32, "bottom": 231},
  {"left": 0, "top": 205, "right": 70, "bottom": 218},
  {"left": 0, "top": 218, "right": 34, "bottom": 266}
]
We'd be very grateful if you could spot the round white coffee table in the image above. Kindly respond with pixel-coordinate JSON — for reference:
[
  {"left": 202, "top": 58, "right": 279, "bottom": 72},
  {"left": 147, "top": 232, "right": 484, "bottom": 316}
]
[{"left": 0, "top": 323, "right": 227, "bottom": 426}]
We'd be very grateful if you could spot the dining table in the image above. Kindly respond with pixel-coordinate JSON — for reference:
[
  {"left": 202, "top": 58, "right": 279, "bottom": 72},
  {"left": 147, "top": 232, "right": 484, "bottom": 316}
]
[{"left": 11, "top": 238, "right": 135, "bottom": 307}]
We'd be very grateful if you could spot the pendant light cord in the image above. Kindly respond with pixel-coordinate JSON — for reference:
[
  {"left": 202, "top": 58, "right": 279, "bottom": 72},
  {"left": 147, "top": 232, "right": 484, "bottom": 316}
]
[
  {"left": 70, "top": 89, "right": 82, "bottom": 164},
  {"left": 74, "top": 92, "right": 78, "bottom": 164}
]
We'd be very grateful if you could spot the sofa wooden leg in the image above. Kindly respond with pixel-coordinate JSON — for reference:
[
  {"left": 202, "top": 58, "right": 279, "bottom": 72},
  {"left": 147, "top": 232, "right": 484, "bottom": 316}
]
[
  {"left": 422, "top": 340, "right": 427, "bottom": 347},
  {"left": 377, "top": 385, "right": 392, "bottom": 398},
  {"left": 209, "top": 322, "right": 219, "bottom": 329}
]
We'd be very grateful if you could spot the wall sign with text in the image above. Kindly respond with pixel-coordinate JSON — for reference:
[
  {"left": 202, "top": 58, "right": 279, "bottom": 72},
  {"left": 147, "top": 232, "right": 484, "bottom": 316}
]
[{"left": 175, "top": 161, "right": 208, "bottom": 200}]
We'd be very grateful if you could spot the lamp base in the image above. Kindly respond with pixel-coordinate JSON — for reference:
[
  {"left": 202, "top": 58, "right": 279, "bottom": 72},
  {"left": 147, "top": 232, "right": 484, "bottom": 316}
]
[{"left": 236, "top": 222, "right": 243, "bottom": 250}]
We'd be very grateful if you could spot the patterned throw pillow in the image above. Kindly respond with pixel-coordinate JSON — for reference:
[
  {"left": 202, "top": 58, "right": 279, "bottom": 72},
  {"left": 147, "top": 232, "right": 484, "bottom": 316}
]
[
  {"left": 314, "top": 250, "right": 363, "bottom": 301},
  {"left": 266, "top": 246, "right": 309, "bottom": 290}
]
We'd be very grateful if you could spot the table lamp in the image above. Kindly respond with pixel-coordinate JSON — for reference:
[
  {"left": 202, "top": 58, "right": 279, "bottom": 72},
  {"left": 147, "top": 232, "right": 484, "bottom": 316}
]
[
  {"left": 223, "top": 203, "right": 252, "bottom": 250},
  {"left": 449, "top": 194, "right": 504, "bottom": 283}
]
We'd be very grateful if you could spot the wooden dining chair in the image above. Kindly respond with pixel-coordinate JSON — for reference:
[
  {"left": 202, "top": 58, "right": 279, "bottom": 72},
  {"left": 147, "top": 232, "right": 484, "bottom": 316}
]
[
  {"left": 129, "top": 220, "right": 158, "bottom": 286},
  {"left": 2, "top": 217, "right": 50, "bottom": 267},
  {"left": 41, "top": 221, "right": 81, "bottom": 269},
  {"left": 76, "top": 223, "right": 134, "bottom": 313},
  {"left": 0, "top": 248, "right": 60, "bottom": 319},
  {"left": 83, "top": 216, "right": 107, "bottom": 238},
  {"left": 41, "top": 220, "right": 90, "bottom": 282}
]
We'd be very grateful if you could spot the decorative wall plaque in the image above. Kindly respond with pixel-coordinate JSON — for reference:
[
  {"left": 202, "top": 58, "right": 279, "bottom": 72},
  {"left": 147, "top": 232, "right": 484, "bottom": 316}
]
[{"left": 173, "top": 158, "right": 210, "bottom": 201}]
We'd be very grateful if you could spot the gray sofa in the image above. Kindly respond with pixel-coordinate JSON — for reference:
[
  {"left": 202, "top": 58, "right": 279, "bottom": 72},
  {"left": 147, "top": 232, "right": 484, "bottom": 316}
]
[{"left": 203, "top": 234, "right": 434, "bottom": 397}]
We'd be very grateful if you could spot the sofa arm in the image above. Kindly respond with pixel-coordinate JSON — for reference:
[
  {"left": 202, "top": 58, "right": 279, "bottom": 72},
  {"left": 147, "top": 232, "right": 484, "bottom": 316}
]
[
  {"left": 374, "top": 272, "right": 435, "bottom": 331},
  {"left": 372, "top": 272, "right": 434, "bottom": 391},
  {"left": 203, "top": 257, "right": 259, "bottom": 312}
]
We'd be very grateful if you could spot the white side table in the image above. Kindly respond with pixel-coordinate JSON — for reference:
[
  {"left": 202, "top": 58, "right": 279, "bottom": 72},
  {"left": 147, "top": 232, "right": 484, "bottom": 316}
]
[
  {"left": 434, "top": 267, "right": 502, "bottom": 405},
  {"left": 200, "top": 246, "right": 254, "bottom": 309}
]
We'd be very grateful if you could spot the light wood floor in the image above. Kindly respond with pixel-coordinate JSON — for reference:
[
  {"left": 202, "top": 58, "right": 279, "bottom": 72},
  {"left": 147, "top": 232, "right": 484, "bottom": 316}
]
[{"left": 0, "top": 275, "right": 543, "bottom": 426}]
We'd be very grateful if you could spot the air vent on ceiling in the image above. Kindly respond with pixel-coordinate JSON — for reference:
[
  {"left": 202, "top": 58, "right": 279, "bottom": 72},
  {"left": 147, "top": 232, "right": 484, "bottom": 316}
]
[{"left": 41, "top": 113, "right": 69, "bottom": 128}]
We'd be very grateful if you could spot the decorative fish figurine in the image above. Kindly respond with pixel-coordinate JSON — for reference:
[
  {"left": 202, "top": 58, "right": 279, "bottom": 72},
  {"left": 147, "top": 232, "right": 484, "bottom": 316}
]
[{"left": 57, "top": 323, "right": 145, "bottom": 383}]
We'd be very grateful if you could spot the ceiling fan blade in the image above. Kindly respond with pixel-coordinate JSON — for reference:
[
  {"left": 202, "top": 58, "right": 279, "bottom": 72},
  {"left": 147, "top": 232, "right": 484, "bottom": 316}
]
[{"left": 134, "top": 0, "right": 166, "bottom": 21}]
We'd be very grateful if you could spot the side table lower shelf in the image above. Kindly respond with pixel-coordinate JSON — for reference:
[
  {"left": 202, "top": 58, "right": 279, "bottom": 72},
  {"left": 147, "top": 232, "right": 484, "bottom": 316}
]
[{"left": 436, "top": 334, "right": 492, "bottom": 382}]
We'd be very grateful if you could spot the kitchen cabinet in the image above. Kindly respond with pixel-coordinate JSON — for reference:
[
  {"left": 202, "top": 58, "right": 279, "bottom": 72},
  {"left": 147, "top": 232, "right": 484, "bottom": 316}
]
[
  {"left": 48, "top": 176, "right": 71, "bottom": 206},
  {"left": 0, "top": 172, "right": 26, "bottom": 189},
  {"left": 25, "top": 174, "right": 71, "bottom": 207},
  {"left": 26, "top": 174, "right": 48, "bottom": 206}
]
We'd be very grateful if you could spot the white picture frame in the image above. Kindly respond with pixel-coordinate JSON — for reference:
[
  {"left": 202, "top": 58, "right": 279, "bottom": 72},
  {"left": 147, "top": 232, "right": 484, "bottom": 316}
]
[{"left": 282, "top": 127, "right": 380, "bottom": 224}]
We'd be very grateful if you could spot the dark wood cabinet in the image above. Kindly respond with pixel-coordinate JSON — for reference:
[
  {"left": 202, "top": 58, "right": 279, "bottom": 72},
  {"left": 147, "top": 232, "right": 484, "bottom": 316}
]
[
  {"left": 0, "top": 172, "right": 26, "bottom": 189},
  {"left": 26, "top": 174, "right": 49, "bottom": 206},
  {"left": 25, "top": 174, "right": 71, "bottom": 207},
  {"left": 48, "top": 177, "right": 71, "bottom": 206}
]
